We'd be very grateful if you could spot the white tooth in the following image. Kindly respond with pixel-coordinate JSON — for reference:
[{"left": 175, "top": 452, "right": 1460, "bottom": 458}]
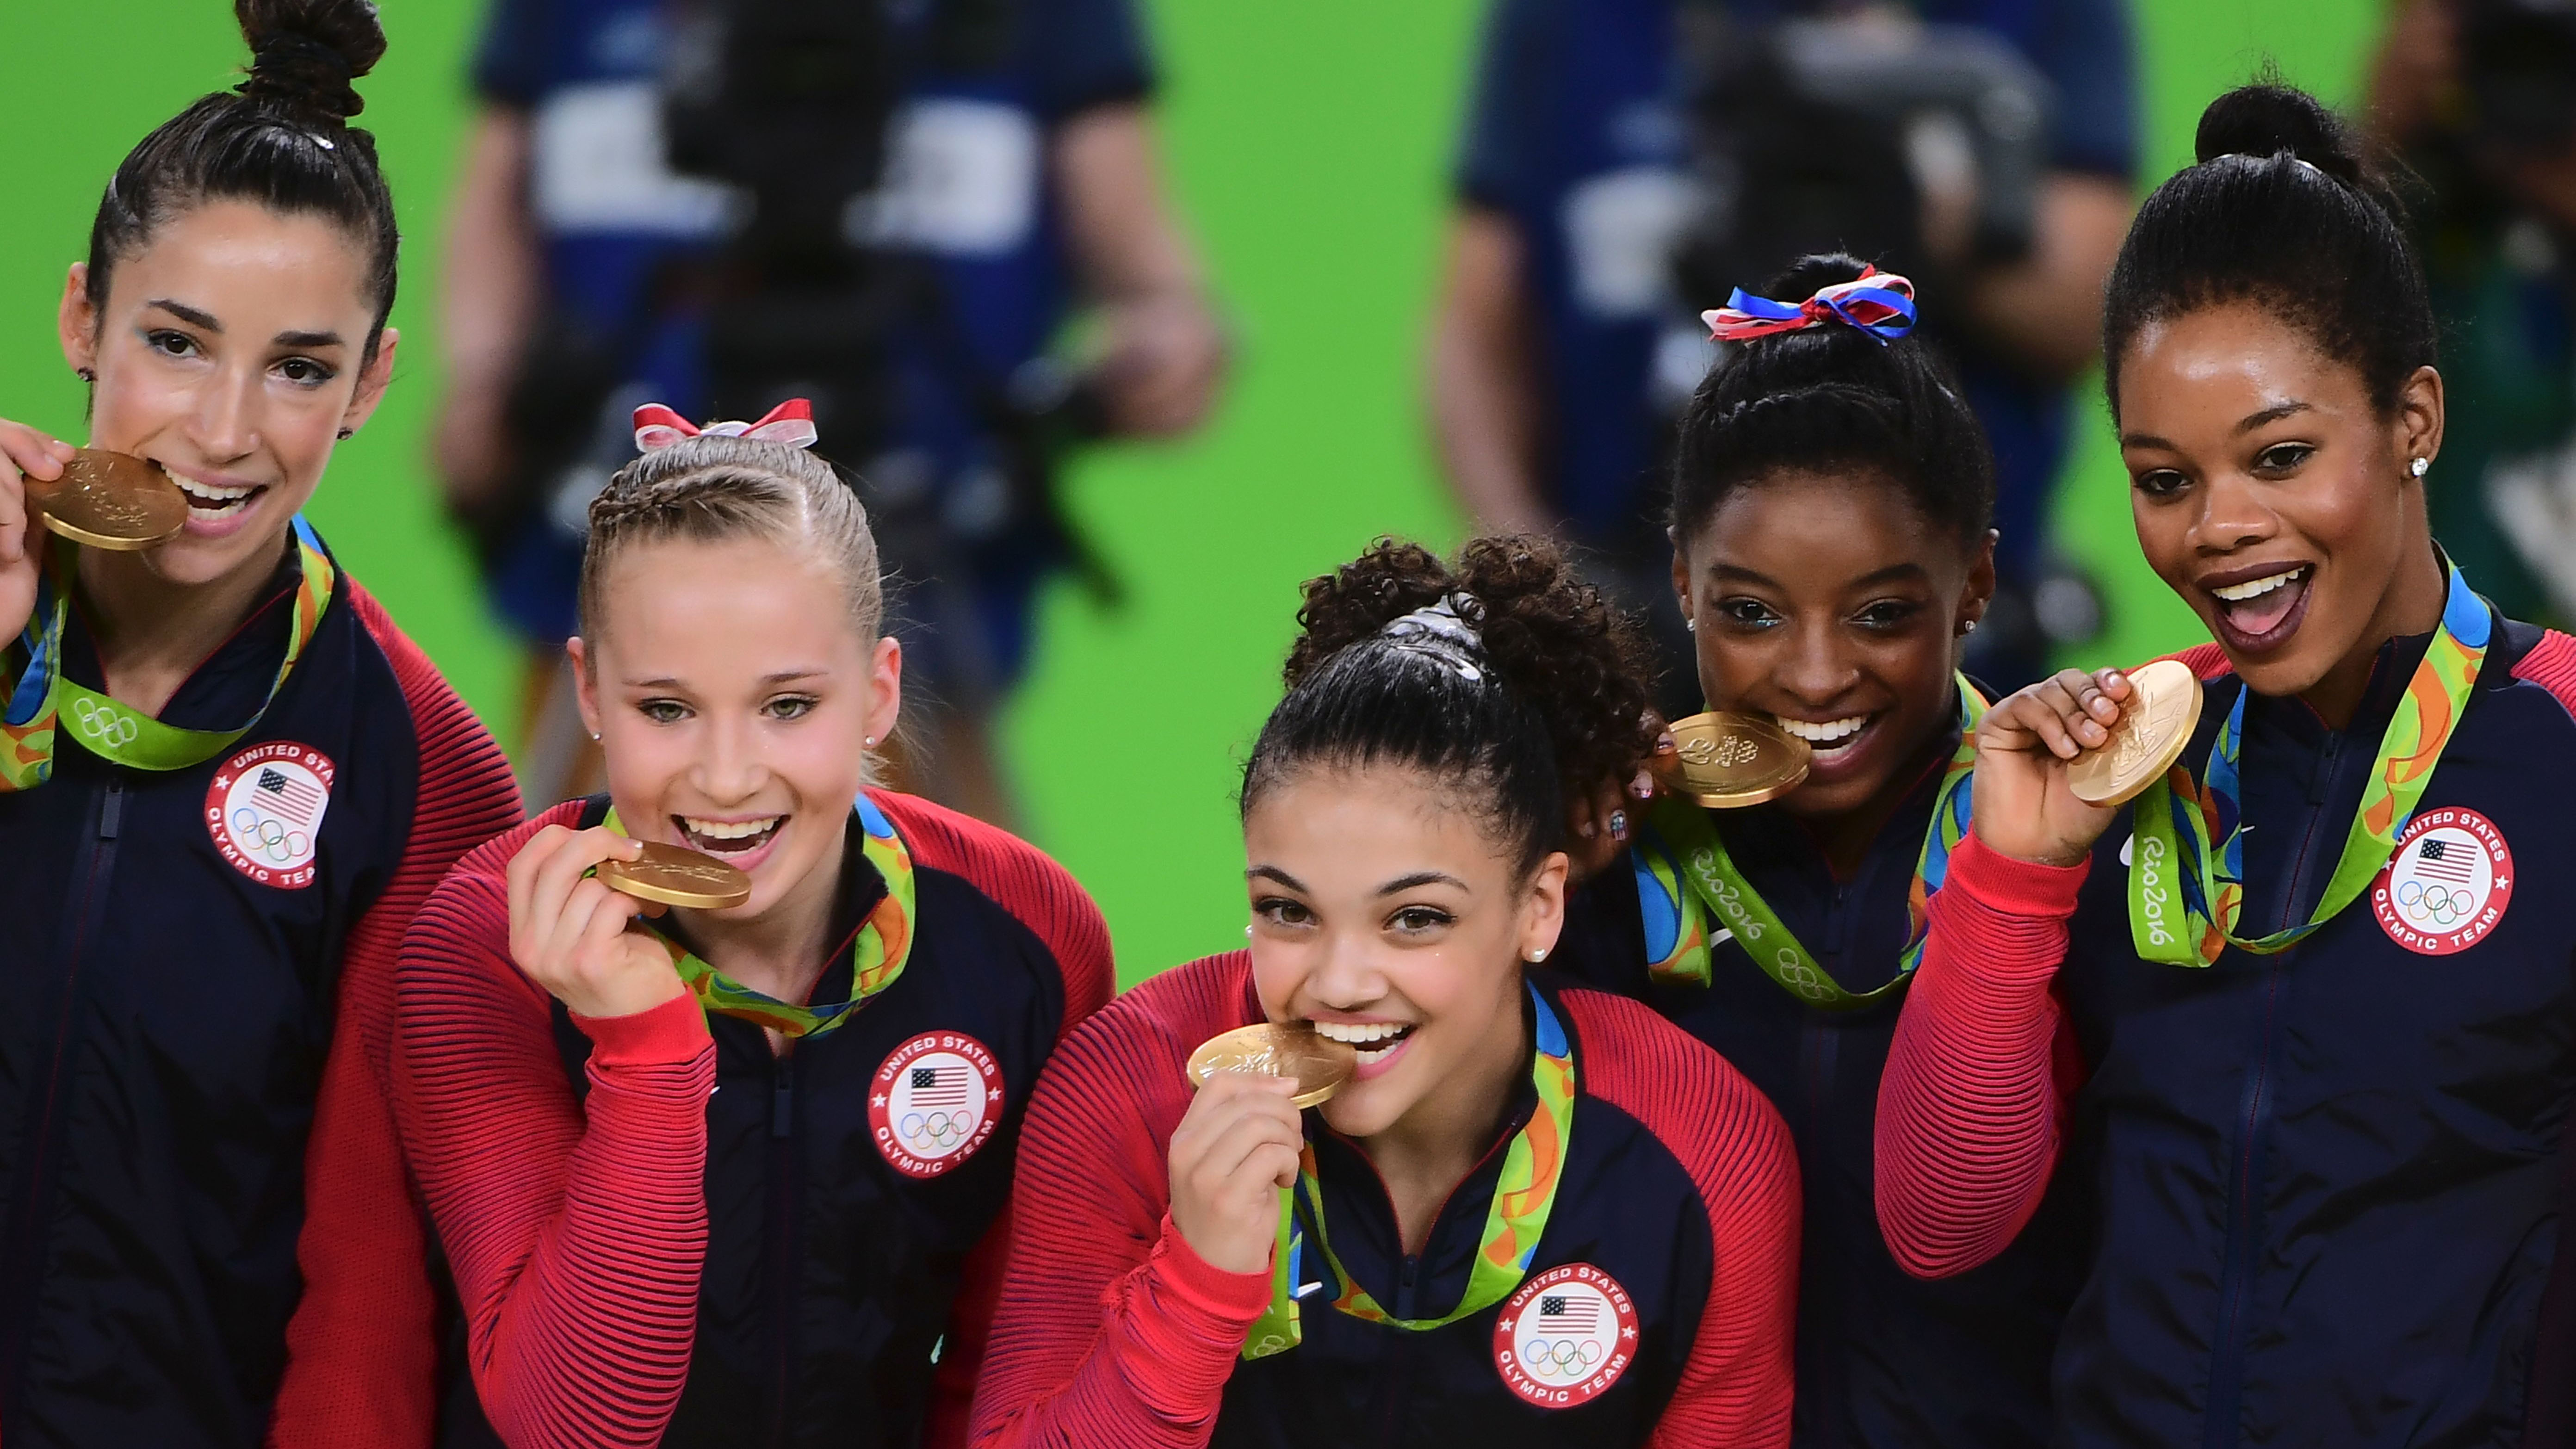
[
  {"left": 684, "top": 816, "right": 781, "bottom": 839},
  {"left": 2211, "top": 569, "right": 2305, "bottom": 602},
  {"left": 174, "top": 478, "right": 255, "bottom": 502},
  {"left": 1776, "top": 715, "right": 1870, "bottom": 744}
]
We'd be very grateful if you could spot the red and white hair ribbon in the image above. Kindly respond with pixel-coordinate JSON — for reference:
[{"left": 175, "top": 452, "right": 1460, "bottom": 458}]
[{"left": 632, "top": 398, "right": 820, "bottom": 452}]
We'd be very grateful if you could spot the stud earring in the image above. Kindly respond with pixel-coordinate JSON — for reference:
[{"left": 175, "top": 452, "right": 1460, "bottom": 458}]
[
  {"left": 863, "top": 734, "right": 876, "bottom": 748},
  {"left": 336, "top": 427, "right": 354, "bottom": 440},
  {"left": 74, "top": 367, "right": 95, "bottom": 383},
  {"left": 1963, "top": 619, "right": 1979, "bottom": 635},
  {"left": 2410, "top": 457, "right": 2429, "bottom": 478},
  {"left": 1684, "top": 617, "right": 1697, "bottom": 632},
  {"left": 1527, "top": 947, "right": 1549, "bottom": 964}
]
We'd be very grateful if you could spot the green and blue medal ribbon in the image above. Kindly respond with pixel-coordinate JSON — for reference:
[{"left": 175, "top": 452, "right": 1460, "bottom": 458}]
[
  {"left": 2, "top": 516, "right": 336, "bottom": 789},
  {"left": 2128, "top": 563, "right": 2491, "bottom": 966},
  {"left": 1631, "top": 674, "right": 1986, "bottom": 1007},
  {"left": 599, "top": 793, "right": 917, "bottom": 1038},
  {"left": 1239, "top": 983, "right": 1575, "bottom": 1359}
]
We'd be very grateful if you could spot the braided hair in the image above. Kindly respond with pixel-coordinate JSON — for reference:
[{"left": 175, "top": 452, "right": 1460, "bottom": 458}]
[
  {"left": 1244, "top": 536, "right": 1657, "bottom": 875},
  {"left": 86, "top": 0, "right": 399, "bottom": 361},
  {"left": 1670, "top": 253, "right": 1994, "bottom": 550},
  {"left": 577, "top": 435, "right": 885, "bottom": 647}
]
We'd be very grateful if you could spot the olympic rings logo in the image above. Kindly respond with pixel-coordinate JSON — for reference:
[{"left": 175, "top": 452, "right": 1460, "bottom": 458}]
[
  {"left": 900, "top": 1109, "right": 972, "bottom": 1151},
  {"left": 71, "top": 697, "right": 138, "bottom": 748},
  {"left": 2395, "top": 878, "right": 2477, "bottom": 926},
  {"left": 1519, "top": 1337, "right": 1606, "bottom": 1379},
  {"left": 231, "top": 806, "right": 310, "bottom": 863}
]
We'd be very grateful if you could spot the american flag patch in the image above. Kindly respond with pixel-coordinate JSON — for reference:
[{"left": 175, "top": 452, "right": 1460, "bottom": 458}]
[
  {"left": 255, "top": 767, "right": 323, "bottom": 827},
  {"left": 2412, "top": 836, "right": 2477, "bottom": 884},
  {"left": 1540, "top": 1295, "right": 1600, "bottom": 1330},
  {"left": 908, "top": 1065, "right": 971, "bottom": 1107}
]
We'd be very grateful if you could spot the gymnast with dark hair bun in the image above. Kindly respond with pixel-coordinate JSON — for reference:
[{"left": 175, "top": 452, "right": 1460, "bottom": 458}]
[
  {"left": 1552, "top": 251, "right": 2088, "bottom": 1448},
  {"left": 0, "top": 3, "right": 527, "bottom": 1444},
  {"left": 969, "top": 535, "right": 1799, "bottom": 1449},
  {"left": 1877, "top": 83, "right": 2576, "bottom": 1446}
]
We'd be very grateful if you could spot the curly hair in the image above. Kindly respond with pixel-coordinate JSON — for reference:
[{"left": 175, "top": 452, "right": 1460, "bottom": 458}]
[{"left": 1246, "top": 535, "right": 1658, "bottom": 873}]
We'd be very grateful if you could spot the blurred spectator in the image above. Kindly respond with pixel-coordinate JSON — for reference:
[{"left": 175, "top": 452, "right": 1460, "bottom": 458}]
[
  {"left": 436, "top": 0, "right": 1225, "bottom": 822},
  {"left": 2372, "top": 0, "right": 2576, "bottom": 626},
  {"left": 1428, "top": 0, "right": 2136, "bottom": 704}
]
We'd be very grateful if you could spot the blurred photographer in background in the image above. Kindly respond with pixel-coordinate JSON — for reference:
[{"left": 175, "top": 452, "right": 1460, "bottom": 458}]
[
  {"left": 435, "top": 0, "right": 1225, "bottom": 822},
  {"left": 1429, "top": 0, "right": 2136, "bottom": 703},
  {"left": 2372, "top": 0, "right": 2576, "bottom": 631}
]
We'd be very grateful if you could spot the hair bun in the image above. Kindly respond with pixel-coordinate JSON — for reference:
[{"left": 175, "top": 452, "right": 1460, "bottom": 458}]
[
  {"left": 1758, "top": 250, "right": 1875, "bottom": 304},
  {"left": 236, "top": 0, "right": 385, "bottom": 121},
  {"left": 2194, "top": 83, "right": 2366, "bottom": 188}
]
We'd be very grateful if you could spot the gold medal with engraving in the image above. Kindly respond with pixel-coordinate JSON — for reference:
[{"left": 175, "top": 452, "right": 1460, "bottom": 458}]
[
  {"left": 1186, "top": 1022, "right": 1358, "bottom": 1108},
  {"left": 25, "top": 449, "right": 188, "bottom": 551},
  {"left": 597, "top": 841, "right": 755, "bottom": 909},
  {"left": 1653, "top": 710, "right": 1813, "bottom": 808},
  {"left": 2067, "top": 658, "right": 2205, "bottom": 808}
]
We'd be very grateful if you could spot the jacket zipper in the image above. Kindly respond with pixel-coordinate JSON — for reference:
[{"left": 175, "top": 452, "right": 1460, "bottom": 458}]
[
  {"left": 0, "top": 777, "right": 124, "bottom": 1411},
  {"left": 763, "top": 1047, "right": 797, "bottom": 1447},
  {"left": 2200, "top": 726, "right": 2342, "bottom": 1449}
]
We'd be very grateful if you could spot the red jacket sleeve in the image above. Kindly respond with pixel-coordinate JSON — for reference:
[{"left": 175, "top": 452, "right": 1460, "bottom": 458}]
[
  {"left": 392, "top": 824, "right": 718, "bottom": 1449},
  {"left": 967, "top": 956, "right": 1276, "bottom": 1449},
  {"left": 1874, "top": 831, "right": 2089, "bottom": 1279},
  {"left": 269, "top": 588, "right": 523, "bottom": 1449},
  {"left": 1564, "top": 990, "right": 1800, "bottom": 1449}
]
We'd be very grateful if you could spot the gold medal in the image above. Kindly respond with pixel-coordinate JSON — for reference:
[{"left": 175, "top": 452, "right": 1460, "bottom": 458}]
[
  {"left": 25, "top": 450, "right": 188, "bottom": 551},
  {"left": 1653, "top": 711, "right": 1812, "bottom": 808},
  {"left": 1186, "top": 1022, "right": 1358, "bottom": 1108},
  {"left": 2068, "top": 658, "right": 2205, "bottom": 808},
  {"left": 596, "top": 841, "right": 755, "bottom": 909}
]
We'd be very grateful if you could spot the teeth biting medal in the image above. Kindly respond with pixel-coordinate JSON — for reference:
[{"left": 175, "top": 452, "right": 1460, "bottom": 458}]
[
  {"left": 596, "top": 840, "right": 755, "bottom": 909},
  {"left": 25, "top": 450, "right": 189, "bottom": 551},
  {"left": 1653, "top": 711, "right": 1812, "bottom": 808},
  {"left": 1186, "top": 1023, "right": 1358, "bottom": 1108}
]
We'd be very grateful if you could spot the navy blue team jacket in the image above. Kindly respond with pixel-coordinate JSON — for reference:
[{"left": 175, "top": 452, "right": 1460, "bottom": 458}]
[
  {"left": 1561, "top": 742, "right": 2089, "bottom": 1449},
  {"left": 1955, "top": 623, "right": 2576, "bottom": 1447},
  {"left": 0, "top": 539, "right": 520, "bottom": 1449}
]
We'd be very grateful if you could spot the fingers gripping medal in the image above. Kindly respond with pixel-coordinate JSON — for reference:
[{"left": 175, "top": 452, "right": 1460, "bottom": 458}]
[
  {"left": 1653, "top": 712, "right": 1812, "bottom": 808},
  {"left": 596, "top": 842, "right": 755, "bottom": 909},
  {"left": 2067, "top": 660, "right": 2206, "bottom": 808},
  {"left": 26, "top": 450, "right": 188, "bottom": 551},
  {"left": 1186, "top": 1023, "right": 1359, "bottom": 1108}
]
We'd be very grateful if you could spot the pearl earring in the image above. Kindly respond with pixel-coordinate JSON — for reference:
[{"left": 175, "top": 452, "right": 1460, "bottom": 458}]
[
  {"left": 1527, "top": 947, "right": 1548, "bottom": 964},
  {"left": 1684, "top": 617, "right": 1697, "bottom": 632},
  {"left": 1963, "top": 619, "right": 1979, "bottom": 635},
  {"left": 587, "top": 731, "right": 599, "bottom": 741},
  {"left": 2410, "top": 457, "right": 2429, "bottom": 478},
  {"left": 864, "top": 734, "right": 876, "bottom": 748}
]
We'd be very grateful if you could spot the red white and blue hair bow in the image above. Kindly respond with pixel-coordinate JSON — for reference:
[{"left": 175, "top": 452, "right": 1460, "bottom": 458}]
[
  {"left": 1702, "top": 267, "right": 1918, "bottom": 345},
  {"left": 632, "top": 398, "right": 820, "bottom": 452}
]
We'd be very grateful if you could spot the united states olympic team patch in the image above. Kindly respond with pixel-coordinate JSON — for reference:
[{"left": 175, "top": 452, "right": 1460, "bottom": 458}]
[
  {"left": 1492, "top": 1262, "right": 1639, "bottom": 1408},
  {"left": 869, "top": 1032, "right": 1003, "bottom": 1178},
  {"left": 2372, "top": 806, "right": 2513, "bottom": 956},
  {"left": 206, "top": 742, "right": 335, "bottom": 888}
]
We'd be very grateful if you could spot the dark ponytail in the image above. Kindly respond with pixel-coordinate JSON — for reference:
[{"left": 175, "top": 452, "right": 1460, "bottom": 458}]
[
  {"left": 2103, "top": 83, "right": 2435, "bottom": 420},
  {"left": 87, "top": 0, "right": 398, "bottom": 359},
  {"left": 1242, "top": 536, "right": 1657, "bottom": 875},
  {"left": 1670, "top": 253, "right": 1994, "bottom": 548}
]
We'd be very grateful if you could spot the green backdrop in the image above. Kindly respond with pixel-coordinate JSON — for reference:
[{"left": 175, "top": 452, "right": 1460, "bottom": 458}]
[{"left": 0, "top": 0, "right": 2383, "bottom": 984}]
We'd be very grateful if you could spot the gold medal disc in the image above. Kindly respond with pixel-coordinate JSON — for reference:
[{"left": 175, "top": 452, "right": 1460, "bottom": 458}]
[
  {"left": 596, "top": 841, "right": 755, "bottom": 909},
  {"left": 1186, "top": 1022, "right": 1359, "bottom": 1109},
  {"left": 1653, "top": 711, "right": 1813, "bottom": 808},
  {"left": 2067, "top": 658, "right": 2206, "bottom": 808},
  {"left": 26, "top": 450, "right": 188, "bottom": 551}
]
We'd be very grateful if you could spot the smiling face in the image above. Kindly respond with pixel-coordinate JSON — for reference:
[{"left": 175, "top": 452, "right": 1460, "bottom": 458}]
[
  {"left": 60, "top": 200, "right": 394, "bottom": 591},
  {"left": 2116, "top": 302, "right": 2445, "bottom": 703},
  {"left": 1244, "top": 762, "right": 1567, "bottom": 1143},
  {"left": 1672, "top": 468, "right": 1994, "bottom": 823},
  {"left": 574, "top": 534, "right": 901, "bottom": 925}
]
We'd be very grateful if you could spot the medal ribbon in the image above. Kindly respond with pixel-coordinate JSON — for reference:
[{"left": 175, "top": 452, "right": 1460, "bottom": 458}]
[
  {"left": 600, "top": 793, "right": 916, "bottom": 1038},
  {"left": 2, "top": 517, "right": 338, "bottom": 790},
  {"left": 2127, "top": 563, "right": 2491, "bottom": 967},
  {"left": 1632, "top": 675, "right": 1986, "bottom": 1007},
  {"left": 1238, "top": 983, "right": 1574, "bottom": 1360}
]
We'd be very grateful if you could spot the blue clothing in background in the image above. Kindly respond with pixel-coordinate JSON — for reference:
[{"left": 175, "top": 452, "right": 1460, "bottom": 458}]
[
  {"left": 1455, "top": 0, "right": 2136, "bottom": 584},
  {"left": 470, "top": 0, "right": 1154, "bottom": 685}
]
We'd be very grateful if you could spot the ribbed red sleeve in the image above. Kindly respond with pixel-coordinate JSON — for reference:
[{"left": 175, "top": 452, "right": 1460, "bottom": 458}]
[
  {"left": 269, "top": 585, "right": 523, "bottom": 1449},
  {"left": 1874, "top": 832, "right": 2088, "bottom": 1279},
  {"left": 1560, "top": 989, "right": 1799, "bottom": 1449},
  {"left": 2514, "top": 629, "right": 2576, "bottom": 1449},
  {"left": 392, "top": 806, "right": 718, "bottom": 1449},
  {"left": 875, "top": 790, "right": 1115, "bottom": 1034},
  {"left": 968, "top": 954, "right": 1276, "bottom": 1449}
]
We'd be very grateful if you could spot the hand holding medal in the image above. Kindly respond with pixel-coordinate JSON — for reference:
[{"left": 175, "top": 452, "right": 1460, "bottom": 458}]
[
  {"left": 24, "top": 450, "right": 189, "bottom": 551},
  {"left": 503, "top": 824, "right": 698, "bottom": 1020},
  {"left": 1972, "top": 663, "right": 2204, "bottom": 868}
]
